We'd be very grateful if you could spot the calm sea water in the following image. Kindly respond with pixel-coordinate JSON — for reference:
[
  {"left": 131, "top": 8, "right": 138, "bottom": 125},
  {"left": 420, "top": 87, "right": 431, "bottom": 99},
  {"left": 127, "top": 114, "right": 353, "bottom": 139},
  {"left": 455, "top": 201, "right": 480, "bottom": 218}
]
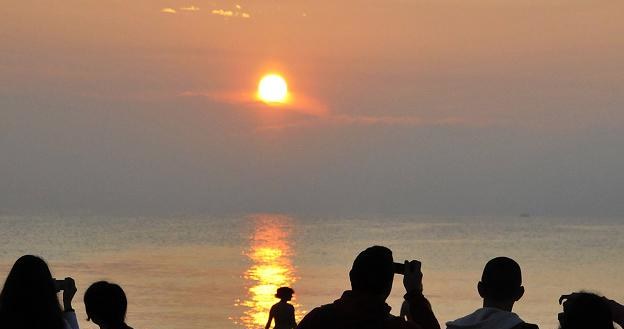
[{"left": 0, "top": 214, "right": 622, "bottom": 329}]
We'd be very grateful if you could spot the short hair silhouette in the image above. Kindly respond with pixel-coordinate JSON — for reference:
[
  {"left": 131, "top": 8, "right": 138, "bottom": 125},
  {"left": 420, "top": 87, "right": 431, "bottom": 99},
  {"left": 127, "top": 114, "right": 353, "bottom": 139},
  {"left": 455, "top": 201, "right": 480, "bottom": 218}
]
[
  {"left": 349, "top": 245, "right": 394, "bottom": 296},
  {"left": 560, "top": 292, "right": 614, "bottom": 329},
  {"left": 275, "top": 287, "right": 294, "bottom": 299},
  {"left": 478, "top": 257, "right": 523, "bottom": 301},
  {"left": 0, "top": 255, "right": 65, "bottom": 329},
  {"left": 84, "top": 281, "right": 128, "bottom": 327}
]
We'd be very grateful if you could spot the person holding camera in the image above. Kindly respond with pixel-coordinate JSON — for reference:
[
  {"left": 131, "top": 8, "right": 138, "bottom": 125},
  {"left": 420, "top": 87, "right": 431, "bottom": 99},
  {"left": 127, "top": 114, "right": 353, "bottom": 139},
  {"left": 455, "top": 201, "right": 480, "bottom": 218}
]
[
  {"left": 296, "top": 245, "right": 440, "bottom": 329},
  {"left": 0, "top": 255, "right": 79, "bottom": 329},
  {"left": 446, "top": 257, "right": 538, "bottom": 329}
]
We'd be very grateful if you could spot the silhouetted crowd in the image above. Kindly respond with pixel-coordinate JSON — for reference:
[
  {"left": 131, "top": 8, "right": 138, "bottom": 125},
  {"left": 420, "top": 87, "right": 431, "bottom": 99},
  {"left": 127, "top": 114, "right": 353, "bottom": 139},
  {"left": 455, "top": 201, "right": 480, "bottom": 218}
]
[
  {"left": 1, "top": 248, "right": 623, "bottom": 329},
  {"left": 0, "top": 255, "right": 131, "bottom": 329}
]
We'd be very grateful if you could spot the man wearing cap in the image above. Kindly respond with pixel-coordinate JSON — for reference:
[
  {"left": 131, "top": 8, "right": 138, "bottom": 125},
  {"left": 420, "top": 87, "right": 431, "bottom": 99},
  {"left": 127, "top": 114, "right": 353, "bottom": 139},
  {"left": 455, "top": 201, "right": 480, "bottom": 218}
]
[
  {"left": 296, "top": 246, "right": 440, "bottom": 329},
  {"left": 446, "top": 257, "right": 539, "bottom": 329}
]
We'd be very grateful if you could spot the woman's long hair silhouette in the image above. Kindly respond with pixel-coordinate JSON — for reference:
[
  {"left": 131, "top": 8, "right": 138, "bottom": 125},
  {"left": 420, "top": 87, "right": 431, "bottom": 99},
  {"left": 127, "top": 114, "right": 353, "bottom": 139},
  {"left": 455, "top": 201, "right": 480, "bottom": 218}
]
[{"left": 0, "top": 255, "right": 65, "bottom": 329}]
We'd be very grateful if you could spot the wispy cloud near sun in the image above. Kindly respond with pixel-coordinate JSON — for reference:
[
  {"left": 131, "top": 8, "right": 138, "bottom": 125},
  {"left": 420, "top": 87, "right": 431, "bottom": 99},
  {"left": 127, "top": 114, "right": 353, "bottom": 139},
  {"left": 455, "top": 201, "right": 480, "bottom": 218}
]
[
  {"left": 180, "top": 6, "right": 200, "bottom": 12},
  {"left": 161, "top": 8, "right": 177, "bottom": 14},
  {"left": 160, "top": 4, "right": 250, "bottom": 18},
  {"left": 179, "top": 89, "right": 501, "bottom": 131},
  {"left": 211, "top": 9, "right": 251, "bottom": 19}
]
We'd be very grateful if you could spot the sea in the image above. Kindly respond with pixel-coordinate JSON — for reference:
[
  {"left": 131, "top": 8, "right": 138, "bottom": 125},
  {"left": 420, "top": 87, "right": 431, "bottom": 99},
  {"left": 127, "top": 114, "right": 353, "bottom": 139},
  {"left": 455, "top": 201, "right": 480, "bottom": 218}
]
[{"left": 0, "top": 214, "right": 622, "bottom": 329}]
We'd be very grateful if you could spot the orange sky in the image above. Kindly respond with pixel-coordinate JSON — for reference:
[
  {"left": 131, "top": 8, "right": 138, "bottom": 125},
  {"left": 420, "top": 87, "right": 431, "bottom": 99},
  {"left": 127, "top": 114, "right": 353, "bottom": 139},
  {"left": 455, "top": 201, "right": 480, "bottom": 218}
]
[{"left": 1, "top": 1, "right": 623, "bottom": 215}]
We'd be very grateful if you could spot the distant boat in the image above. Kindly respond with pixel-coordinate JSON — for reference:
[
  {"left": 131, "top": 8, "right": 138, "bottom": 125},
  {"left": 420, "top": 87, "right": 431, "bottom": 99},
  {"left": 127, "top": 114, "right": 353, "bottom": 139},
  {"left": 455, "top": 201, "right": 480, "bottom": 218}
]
[{"left": 519, "top": 213, "right": 531, "bottom": 218}]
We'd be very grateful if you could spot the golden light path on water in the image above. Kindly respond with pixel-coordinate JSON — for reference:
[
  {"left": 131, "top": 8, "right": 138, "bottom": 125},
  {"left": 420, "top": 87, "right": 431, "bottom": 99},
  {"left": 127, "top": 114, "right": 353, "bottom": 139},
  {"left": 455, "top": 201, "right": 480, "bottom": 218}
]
[{"left": 236, "top": 214, "right": 304, "bottom": 329}]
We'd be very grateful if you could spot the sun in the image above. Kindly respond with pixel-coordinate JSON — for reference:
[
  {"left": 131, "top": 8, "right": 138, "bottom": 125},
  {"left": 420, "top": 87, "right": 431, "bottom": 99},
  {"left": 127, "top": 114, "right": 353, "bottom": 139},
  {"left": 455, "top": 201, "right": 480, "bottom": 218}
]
[{"left": 258, "top": 74, "right": 288, "bottom": 104}]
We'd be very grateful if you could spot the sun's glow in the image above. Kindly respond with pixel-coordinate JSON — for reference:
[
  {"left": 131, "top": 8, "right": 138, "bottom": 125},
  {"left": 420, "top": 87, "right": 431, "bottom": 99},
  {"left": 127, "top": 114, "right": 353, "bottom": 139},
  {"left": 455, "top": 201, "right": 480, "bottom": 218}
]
[
  {"left": 258, "top": 74, "right": 288, "bottom": 104},
  {"left": 237, "top": 215, "right": 304, "bottom": 328}
]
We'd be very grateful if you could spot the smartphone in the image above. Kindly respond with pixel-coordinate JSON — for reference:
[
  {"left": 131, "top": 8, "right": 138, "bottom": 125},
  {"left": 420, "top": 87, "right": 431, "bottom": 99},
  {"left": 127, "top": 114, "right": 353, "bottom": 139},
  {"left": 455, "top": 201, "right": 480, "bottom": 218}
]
[{"left": 53, "top": 278, "right": 65, "bottom": 292}]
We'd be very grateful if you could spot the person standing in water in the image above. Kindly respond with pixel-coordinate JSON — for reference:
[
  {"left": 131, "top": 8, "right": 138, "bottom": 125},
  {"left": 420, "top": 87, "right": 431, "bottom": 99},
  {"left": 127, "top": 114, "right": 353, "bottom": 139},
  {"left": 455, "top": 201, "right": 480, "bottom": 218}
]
[{"left": 265, "top": 287, "right": 297, "bottom": 329}]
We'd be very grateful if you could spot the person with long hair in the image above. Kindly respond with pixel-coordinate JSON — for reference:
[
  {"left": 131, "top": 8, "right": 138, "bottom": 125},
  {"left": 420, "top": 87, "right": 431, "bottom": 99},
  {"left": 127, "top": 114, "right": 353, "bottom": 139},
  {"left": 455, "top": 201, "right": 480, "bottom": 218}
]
[
  {"left": 0, "top": 255, "right": 79, "bottom": 329},
  {"left": 84, "top": 281, "right": 133, "bottom": 329}
]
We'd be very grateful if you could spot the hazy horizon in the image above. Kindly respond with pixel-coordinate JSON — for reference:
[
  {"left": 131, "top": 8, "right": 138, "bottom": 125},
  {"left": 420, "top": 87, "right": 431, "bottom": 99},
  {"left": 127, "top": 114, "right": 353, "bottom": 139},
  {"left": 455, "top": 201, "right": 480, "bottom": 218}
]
[{"left": 2, "top": 1, "right": 623, "bottom": 216}]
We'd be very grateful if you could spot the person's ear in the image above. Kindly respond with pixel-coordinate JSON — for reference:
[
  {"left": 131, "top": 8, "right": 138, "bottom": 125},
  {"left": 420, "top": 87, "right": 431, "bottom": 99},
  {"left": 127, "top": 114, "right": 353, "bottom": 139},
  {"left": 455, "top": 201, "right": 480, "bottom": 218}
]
[
  {"left": 514, "top": 286, "right": 525, "bottom": 301},
  {"left": 477, "top": 282, "right": 486, "bottom": 298}
]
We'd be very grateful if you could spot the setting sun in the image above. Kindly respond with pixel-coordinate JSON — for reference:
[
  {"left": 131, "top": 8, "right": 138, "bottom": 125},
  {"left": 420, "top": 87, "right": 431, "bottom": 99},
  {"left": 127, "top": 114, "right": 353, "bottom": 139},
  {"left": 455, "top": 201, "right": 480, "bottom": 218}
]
[{"left": 258, "top": 74, "right": 288, "bottom": 104}]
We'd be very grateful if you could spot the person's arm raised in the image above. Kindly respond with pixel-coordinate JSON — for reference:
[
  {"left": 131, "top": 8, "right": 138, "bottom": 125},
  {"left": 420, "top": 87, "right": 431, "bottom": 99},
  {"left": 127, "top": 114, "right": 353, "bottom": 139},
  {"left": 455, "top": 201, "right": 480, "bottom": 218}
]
[
  {"left": 61, "top": 278, "right": 79, "bottom": 329},
  {"left": 403, "top": 261, "right": 441, "bottom": 329},
  {"left": 62, "top": 277, "right": 77, "bottom": 312},
  {"left": 604, "top": 297, "right": 624, "bottom": 327},
  {"left": 559, "top": 293, "right": 624, "bottom": 328}
]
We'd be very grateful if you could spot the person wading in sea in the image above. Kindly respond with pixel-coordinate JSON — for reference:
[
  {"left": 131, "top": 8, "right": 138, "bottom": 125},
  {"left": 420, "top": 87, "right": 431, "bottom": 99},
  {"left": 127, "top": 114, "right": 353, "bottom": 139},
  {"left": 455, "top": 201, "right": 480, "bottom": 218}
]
[{"left": 265, "top": 287, "right": 297, "bottom": 329}]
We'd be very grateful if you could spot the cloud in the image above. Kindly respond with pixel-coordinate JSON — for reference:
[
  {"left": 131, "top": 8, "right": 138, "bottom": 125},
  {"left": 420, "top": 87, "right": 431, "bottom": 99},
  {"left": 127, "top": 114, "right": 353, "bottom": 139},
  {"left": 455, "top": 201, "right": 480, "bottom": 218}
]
[
  {"left": 211, "top": 9, "right": 251, "bottom": 18},
  {"left": 161, "top": 5, "right": 250, "bottom": 18},
  {"left": 180, "top": 89, "right": 328, "bottom": 117},
  {"left": 180, "top": 6, "right": 200, "bottom": 12},
  {"left": 329, "top": 114, "right": 502, "bottom": 127},
  {"left": 254, "top": 115, "right": 495, "bottom": 132},
  {"left": 179, "top": 89, "right": 500, "bottom": 131},
  {"left": 180, "top": 90, "right": 256, "bottom": 106}
]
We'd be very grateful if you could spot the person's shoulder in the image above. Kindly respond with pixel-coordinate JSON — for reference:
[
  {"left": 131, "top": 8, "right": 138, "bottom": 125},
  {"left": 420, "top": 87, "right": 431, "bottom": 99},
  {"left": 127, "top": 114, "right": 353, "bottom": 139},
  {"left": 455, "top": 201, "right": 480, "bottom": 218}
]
[
  {"left": 300, "top": 303, "right": 340, "bottom": 323},
  {"left": 304, "top": 304, "right": 333, "bottom": 316},
  {"left": 297, "top": 306, "right": 333, "bottom": 329}
]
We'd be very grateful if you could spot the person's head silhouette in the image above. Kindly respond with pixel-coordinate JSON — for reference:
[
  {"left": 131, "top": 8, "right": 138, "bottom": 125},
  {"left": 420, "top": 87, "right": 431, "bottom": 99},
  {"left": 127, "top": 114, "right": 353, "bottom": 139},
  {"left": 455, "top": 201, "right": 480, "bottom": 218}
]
[
  {"left": 559, "top": 292, "right": 614, "bottom": 329},
  {"left": 84, "top": 281, "right": 131, "bottom": 329},
  {"left": 0, "top": 255, "right": 65, "bottom": 329},
  {"left": 275, "top": 287, "right": 294, "bottom": 302},
  {"left": 349, "top": 246, "right": 395, "bottom": 300},
  {"left": 448, "top": 256, "right": 537, "bottom": 329},
  {"left": 477, "top": 257, "right": 524, "bottom": 311}
]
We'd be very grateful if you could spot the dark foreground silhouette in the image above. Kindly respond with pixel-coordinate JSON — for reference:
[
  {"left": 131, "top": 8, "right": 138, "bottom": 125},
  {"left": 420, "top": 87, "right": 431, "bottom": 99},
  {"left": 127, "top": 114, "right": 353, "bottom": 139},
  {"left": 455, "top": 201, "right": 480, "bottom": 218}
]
[
  {"left": 446, "top": 257, "right": 538, "bottom": 329},
  {"left": 265, "top": 287, "right": 297, "bottom": 329},
  {"left": 559, "top": 292, "right": 624, "bottom": 329},
  {"left": 0, "top": 255, "right": 78, "bottom": 329},
  {"left": 296, "top": 246, "right": 440, "bottom": 329},
  {"left": 84, "top": 281, "right": 134, "bottom": 329},
  {"left": 2, "top": 253, "right": 624, "bottom": 329}
]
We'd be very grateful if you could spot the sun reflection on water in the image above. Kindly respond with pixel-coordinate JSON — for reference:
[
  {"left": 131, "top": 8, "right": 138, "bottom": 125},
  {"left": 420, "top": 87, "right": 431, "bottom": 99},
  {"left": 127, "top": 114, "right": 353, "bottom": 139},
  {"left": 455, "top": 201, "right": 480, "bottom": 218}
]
[{"left": 236, "top": 214, "right": 303, "bottom": 328}]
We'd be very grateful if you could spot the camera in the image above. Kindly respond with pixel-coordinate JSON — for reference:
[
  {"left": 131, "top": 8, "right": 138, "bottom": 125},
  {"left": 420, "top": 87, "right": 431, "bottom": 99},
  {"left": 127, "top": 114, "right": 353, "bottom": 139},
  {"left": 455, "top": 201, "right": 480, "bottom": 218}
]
[
  {"left": 394, "top": 260, "right": 421, "bottom": 275},
  {"left": 53, "top": 278, "right": 66, "bottom": 292}
]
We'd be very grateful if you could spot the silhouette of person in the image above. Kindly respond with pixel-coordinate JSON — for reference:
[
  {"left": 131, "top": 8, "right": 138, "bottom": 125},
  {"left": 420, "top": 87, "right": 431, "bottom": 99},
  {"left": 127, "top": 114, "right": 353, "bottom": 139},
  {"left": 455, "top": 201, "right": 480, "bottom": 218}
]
[
  {"left": 296, "top": 245, "right": 440, "bottom": 329},
  {"left": 0, "top": 255, "right": 79, "bottom": 329},
  {"left": 446, "top": 257, "right": 538, "bottom": 329},
  {"left": 265, "top": 287, "right": 297, "bottom": 329},
  {"left": 558, "top": 292, "right": 624, "bottom": 329},
  {"left": 84, "top": 281, "right": 133, "bottom": 329}
]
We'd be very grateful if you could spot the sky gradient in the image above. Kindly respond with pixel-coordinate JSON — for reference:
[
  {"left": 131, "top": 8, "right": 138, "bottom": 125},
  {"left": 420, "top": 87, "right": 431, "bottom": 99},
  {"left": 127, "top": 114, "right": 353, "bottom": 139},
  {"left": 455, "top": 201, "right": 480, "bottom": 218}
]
[{"left": 2, "top": 0, "right": 623, "bottom": 216}]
